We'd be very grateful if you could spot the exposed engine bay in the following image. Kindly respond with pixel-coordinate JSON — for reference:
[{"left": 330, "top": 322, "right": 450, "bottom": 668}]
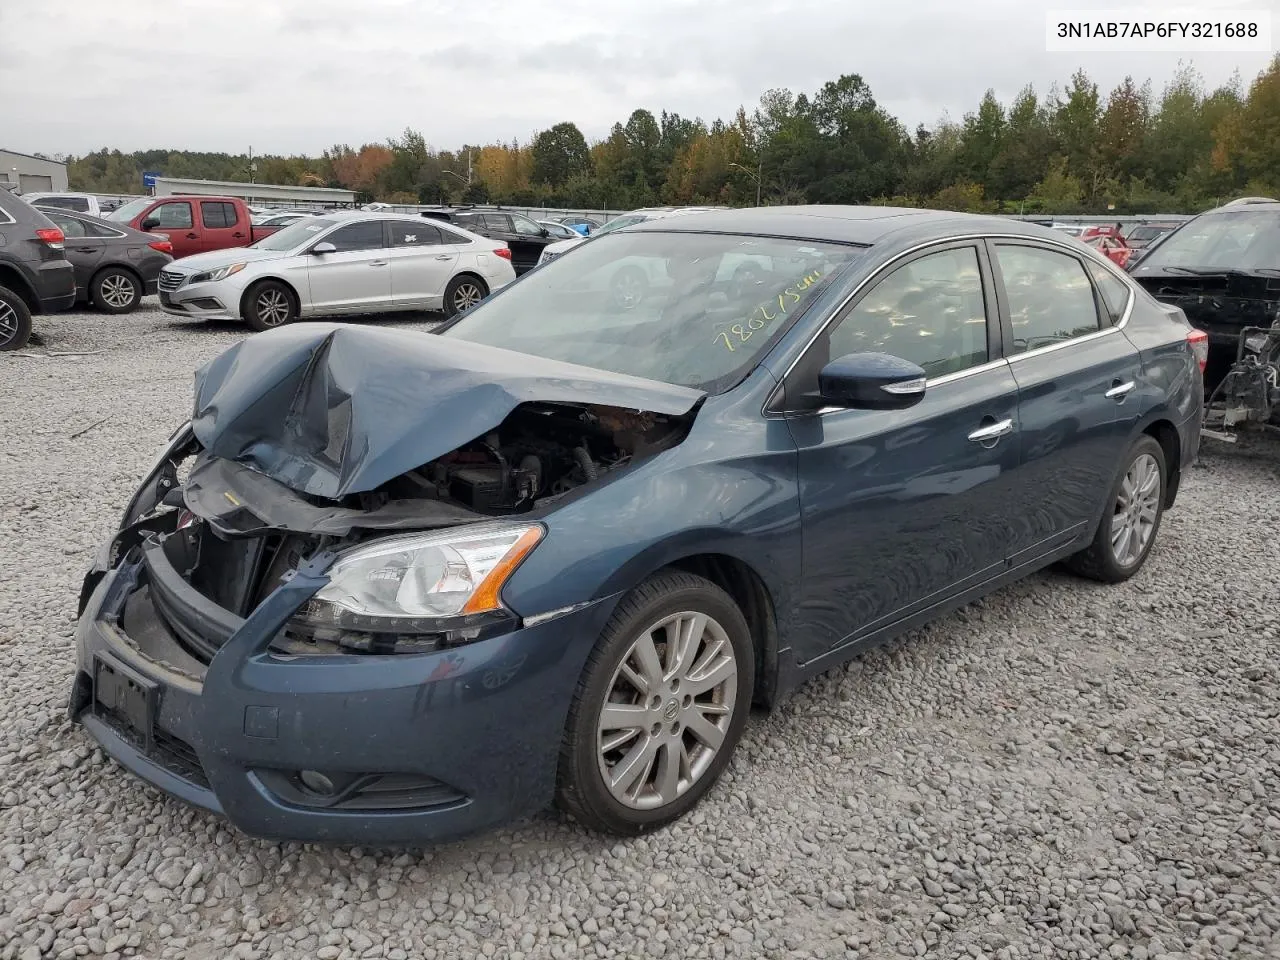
[{"left": 1202, "top": 321, "right": 1280, "bottom": 443}]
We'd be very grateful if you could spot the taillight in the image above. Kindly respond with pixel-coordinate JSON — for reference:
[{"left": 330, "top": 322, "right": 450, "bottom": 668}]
[
  {"left": 35, "top": 227, "right": 64, "bottom": 249},
  {"left": 1186, "top": 329, "right": 1209, "bottom": 374},
  {"left": 148, "top": 239, "right": 173, "bottom": 254},
  {"left": 494, "top": 248, "right": 512, "bottom": 261}
]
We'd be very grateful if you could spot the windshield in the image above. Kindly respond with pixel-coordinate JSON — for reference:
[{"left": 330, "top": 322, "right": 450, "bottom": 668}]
[
  {"left": 440, "top": 231, "right": 862, "bottom": 392},
  {"left": 107, "top": 197, "right": 153, "bottom": 222},
  {"left": 1141, "top": 210, "right": 1280, "bottom": 272},
  {"left": 250, "top": 217, "right": 337, "bottom": 251},
  {"left": 594, "top": 214, "right": 650, "bottom": 236}
]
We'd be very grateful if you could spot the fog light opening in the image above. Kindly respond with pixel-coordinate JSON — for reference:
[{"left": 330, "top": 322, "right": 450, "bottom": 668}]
[{"left": 299, "top": 770, "right": 336, "bottom": 795}]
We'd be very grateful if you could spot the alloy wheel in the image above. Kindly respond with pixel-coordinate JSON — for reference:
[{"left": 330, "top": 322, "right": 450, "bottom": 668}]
[
  {"left": 596, "top": 611, "right": 738, "bottom": 810},
  {"left": 1111, "top": 452, "right": 1160, "bottom": 566},
  {"left": 100, "top": 275, "right": 136, "bottom": 309},
  {"left": 453, "top": 282, "right": 483, "bottom": 311},
  {"left": 0, "top": 300, "right": 17, "bottom": 346},
  {"left": 256, "top": 289, "right": 290, "bottom": 326}
]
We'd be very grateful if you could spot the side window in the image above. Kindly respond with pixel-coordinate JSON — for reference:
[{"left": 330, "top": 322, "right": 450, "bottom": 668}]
[
  {"left": 484, "top": 214, "right": 514, "bottom": 232},
  {"left": 389, "top": 221, "right": 443, "bottom": 247},
  {"left": 827, "top": 246, "right": 989, "bottom": 379},
  {"left": 511, "top": 215, "right": 544, "bottom": 237},
  {"left": 83, "top": 220, "right": 122, "bottom": 238},
  {"left": 48, "top": 213, "right": 87, "bottom": 238},
  {"left": 995, "top": 245, "right": 1101, "bottom": 351},
  {"left": 322, "top": 220, "right": 385, "bottom": 252},
  {"left": 1086, "top": 261, "right": 1132, "bottom": 327},
  {"left": 437, "top": 227, "right": 473, "bottom": 245},
  {"left": 150, "top": 202, "right": 193, "bottom": 229},
  {"left": 201, "top": 201, "right": 239, "bottom": 229}
]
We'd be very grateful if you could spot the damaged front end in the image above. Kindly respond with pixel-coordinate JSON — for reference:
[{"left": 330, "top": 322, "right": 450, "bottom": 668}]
[
  {"left": 81, "top": 323, "right": 701, "bottom": 662},
  {"left": 1202, "top": 321, "right": 1280, "bottom": 443}
]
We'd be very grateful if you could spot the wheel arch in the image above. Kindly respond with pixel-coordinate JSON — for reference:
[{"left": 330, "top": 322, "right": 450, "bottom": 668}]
[
  {"left": 1141, "top": 417, "right": 1181, "bottom": 508},
  {"left": 238, "top": 276, "right": 302, "bottom": 317},
  {"left": 0, "top": 263, "right": 39, "bottom": 313}
]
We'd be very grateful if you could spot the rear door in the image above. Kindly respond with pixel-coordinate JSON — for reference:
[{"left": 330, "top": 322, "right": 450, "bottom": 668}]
[
  {"left": 142, "top": 201, "right": 200, "bottom": 257},
  {"left": 45, "top": 213, "right": 102, "bottom": 297},
  {"left": 506, "top": 214, "right": 552, "bottom": 274},
  {"left": 198, "top": 200, "right": 248, "bottom": 253},
  {"left": 304, "top": 219, "right": 391, "bottom": 314},
  {"left": 386, "top": 220, "right": 457, "bottom": 309},
  {"left": 989, "top": 240, "right": 1143, "bottom": 564}
]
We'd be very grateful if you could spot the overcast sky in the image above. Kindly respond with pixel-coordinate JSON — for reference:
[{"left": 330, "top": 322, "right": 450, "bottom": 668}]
[{"left": 1, "top": 0, "right": 1274, "bottom": 157}]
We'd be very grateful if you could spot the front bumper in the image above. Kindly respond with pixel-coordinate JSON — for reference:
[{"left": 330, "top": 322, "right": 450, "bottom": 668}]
[
  {"left": 70, "top": 539, "right": 615, "bottom": 844},
  {"left": 157, "top": 277, "right": 245, "bottom": 321}
]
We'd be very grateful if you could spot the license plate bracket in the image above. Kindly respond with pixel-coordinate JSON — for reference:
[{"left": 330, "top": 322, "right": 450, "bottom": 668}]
[{"left": 93, "top": 651, "right": 158, "bottom": 752}]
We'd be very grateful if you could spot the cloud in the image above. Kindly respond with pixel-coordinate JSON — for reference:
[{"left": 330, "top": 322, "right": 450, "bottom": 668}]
[{"left": 0, "top": 0, "right": 1272, "bottom": 156}]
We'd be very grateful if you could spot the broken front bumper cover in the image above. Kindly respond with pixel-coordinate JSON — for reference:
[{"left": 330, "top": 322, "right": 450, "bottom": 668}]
[{"left": 69, "top": 537, "right": 616, "bottom": 844}]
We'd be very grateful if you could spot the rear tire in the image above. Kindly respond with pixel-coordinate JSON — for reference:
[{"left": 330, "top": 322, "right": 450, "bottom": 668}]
[
  {"left": 443, "top": 274, "right": 488, "bottom": 318},
  {"left": 242, "top": 280, "right": 297, "bottom": 332},
  {"left": 90, "top": 267, "right": 141, "bottom": 314},
  {"left": 0, "top": 285, "right": 33, "bottom": 351},
  {"left": 1065, "top": 434, "right": 1167, "bottom": 583},
  {"left": 555, "top": 571, "right": 754, "bottom": 836}
]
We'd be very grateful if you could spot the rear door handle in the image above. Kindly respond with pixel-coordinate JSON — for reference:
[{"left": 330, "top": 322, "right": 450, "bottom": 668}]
[
  {"left": 968, "top": 418, "right": 1014, "bottom": 443},
  {"left": 232, "top": 232, "right": 244, "bottom": 238},
  {"left": 185, "top": 232, "right": 198, "bottom": 239},
  {"left": 1105, "top": 380, "right": 1136, "bottom": 399},
  {"left": 434, "top": 254, "right": 452, "bottom": 260},
  {"left": 369, "top": 260, "right": 388, "bottom": 267}
]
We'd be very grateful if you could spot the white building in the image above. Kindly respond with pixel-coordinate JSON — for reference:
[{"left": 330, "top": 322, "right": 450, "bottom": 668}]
[
  {"left": 152, "top": 176, "right": 355, "bottom": 210},
  {"left": 0, "top": 149, "right": 69, "bottom": 193}
]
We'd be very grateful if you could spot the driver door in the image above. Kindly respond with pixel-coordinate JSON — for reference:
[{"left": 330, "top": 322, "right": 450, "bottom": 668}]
[
  {"left": 304, "top": 220, "right": 392, "bottom": 314},
  {"left": 783, "top": 242, "right": 1024, "bottom": 665}
]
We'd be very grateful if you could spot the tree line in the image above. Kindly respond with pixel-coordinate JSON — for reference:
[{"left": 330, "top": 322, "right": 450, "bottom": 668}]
[{"left": 66, "top": 56, "right": 1280, "bottom": 215}]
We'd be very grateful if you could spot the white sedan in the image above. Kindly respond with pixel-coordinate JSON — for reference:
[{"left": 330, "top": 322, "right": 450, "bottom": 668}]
[{"left": 156, "top": 212, "right": 517, "bottom": 331}]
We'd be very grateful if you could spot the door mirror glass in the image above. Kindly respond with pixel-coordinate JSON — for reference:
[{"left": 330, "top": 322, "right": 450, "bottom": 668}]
[
  {"left": 311, "top": 242, "right": 337, "bottom": 255},
  {"left": 819, "top": 352, "right": 927, "bottom": 410},
  {"left": 141, "top": 218, "right": 159, "bottom": 231}
]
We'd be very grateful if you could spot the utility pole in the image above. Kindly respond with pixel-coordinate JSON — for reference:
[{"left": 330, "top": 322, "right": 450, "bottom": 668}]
[
  {"left": 755, "top": 157, "right": 762, "bottom": 207},
  {"left": 248, "top": 145, "right": 256, "bottom": 184}
]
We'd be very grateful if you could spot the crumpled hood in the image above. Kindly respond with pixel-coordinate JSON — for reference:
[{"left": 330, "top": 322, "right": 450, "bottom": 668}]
[{"left": 190, "top": 323, "right": 704, "bottom": 499}]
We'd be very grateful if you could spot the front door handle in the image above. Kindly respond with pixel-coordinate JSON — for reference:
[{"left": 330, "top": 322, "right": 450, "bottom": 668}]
[
  {"left": 968, "top": 418, "right": 1014, "bottom": 443},
  {"left": 369, "top": 260, "right": 388, "bottom": 267},
  {"left": 232, "top": 232, "right": 245, "bottom": 238},
  {"left": 434, "top": 254, "right": 452, "bottom": 261},
  {"left": 1105, "top": 380, "right": 1136, "bottom": 400}
]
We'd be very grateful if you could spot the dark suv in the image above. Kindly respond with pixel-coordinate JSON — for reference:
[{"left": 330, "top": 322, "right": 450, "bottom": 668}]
[
  {"left": 421, "top": 207, "right": 557, "bottom": 275},
  {"left": 0, "top": 189, "right": 77, "bottom": 349},
  {"left": 1129, "top": 198, "right": 1280, "bottom": 382}
]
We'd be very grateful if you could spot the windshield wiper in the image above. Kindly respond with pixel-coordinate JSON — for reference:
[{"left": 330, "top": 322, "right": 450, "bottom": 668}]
[{"left": 1157, "top": 266, "right": 1280, "bottom": 278}]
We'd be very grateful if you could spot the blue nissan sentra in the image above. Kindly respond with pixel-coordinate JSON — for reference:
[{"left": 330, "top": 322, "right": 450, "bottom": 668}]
[{"left": 70, "top": 206, "right": 1204, "bottom": 843}]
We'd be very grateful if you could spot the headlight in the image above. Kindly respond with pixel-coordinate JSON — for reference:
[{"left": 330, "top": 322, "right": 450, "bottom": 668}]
[
  {"left": 286, "top": 523, "right": 543, "bottom": 653},
  {"left": 189, "top": 263, "right": 247, "bottom": 284}
]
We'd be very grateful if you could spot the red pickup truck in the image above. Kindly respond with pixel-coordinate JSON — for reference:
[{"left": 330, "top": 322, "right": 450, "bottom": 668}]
[{"left": 105, "top": 196, "right": 280, "bottom": 260}]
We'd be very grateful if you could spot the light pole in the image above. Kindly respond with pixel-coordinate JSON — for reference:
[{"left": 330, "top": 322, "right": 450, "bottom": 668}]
[{"left": 729, "top": 160, "right": 763, "bottom": 206}]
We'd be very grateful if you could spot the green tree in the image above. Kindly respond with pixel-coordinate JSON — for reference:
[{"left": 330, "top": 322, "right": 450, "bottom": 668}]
[{"left": 530, "top": 122, "right": 590, "bottom": 188}]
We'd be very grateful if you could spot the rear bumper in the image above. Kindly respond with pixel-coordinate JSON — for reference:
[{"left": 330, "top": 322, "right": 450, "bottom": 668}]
[
  {"left": 34, "top": 260, "right": 76, "bottom": 312},
  {"left": 70, "top": 543, "right": 614, "bottom": 845}
]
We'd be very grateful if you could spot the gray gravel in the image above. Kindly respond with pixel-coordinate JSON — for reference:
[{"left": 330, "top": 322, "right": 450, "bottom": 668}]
[{"left": 1, "top": 304, "right": 1278, "bottom": 960}]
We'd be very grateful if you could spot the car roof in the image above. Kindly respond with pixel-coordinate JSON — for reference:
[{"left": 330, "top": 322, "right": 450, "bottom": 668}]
[
  {"left": 1203, "top": 199, "right": 1280, "bottom": 214},
  {"left": 624, "top": 205, "right": 1061, "bottom": 245}
]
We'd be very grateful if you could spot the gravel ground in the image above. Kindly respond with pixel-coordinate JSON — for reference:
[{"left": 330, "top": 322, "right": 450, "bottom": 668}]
[{"left": 1, "top": 305, "right": 1278, "bottom": 960}]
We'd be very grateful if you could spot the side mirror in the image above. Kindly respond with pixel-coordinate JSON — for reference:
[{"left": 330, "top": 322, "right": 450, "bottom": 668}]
[
  {"left": 141, "top": 218, "right": 160, "bottom": 231},
  {"left": 310, "top": 242, "right": 337, "bottom": 255},
  {"left": 818, "top": 352, "right": 927, "bottom": 410}
]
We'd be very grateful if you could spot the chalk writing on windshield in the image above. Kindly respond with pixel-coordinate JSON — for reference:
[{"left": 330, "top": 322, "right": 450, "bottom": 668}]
[{"left": 714, "top": 269, "right": 824, "bottom": 353}]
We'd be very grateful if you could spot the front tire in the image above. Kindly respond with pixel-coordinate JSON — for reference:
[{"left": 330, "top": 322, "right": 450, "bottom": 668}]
[
  {"left": 242, "top": 280, "right": 297, "bottom": 332},
  {"left": 556, "top": 572, "right": 754, "bottom": 835},
  {"left": 90, "top": 267, "right": 141, "bottom": 314},
  {"left": 0, "top": 284, "right": 33, "bottom": 351},
  {"left": 443, "top": 274, "right": 488, "bottom": 318},
  {"left": 1066, "top": 434, "right": 1166, "bottom": 583}
]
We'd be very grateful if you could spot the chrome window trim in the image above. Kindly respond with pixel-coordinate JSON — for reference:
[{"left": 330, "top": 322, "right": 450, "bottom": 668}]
[
  {"left": 60, "top": 213, "right": 128, "bottom": 239},
  {"left": 0, "top": 208, "right": 14, "bottom": 225},
  {"left": 773, "top": 232, "right": 1134, "bottom": 398}
]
